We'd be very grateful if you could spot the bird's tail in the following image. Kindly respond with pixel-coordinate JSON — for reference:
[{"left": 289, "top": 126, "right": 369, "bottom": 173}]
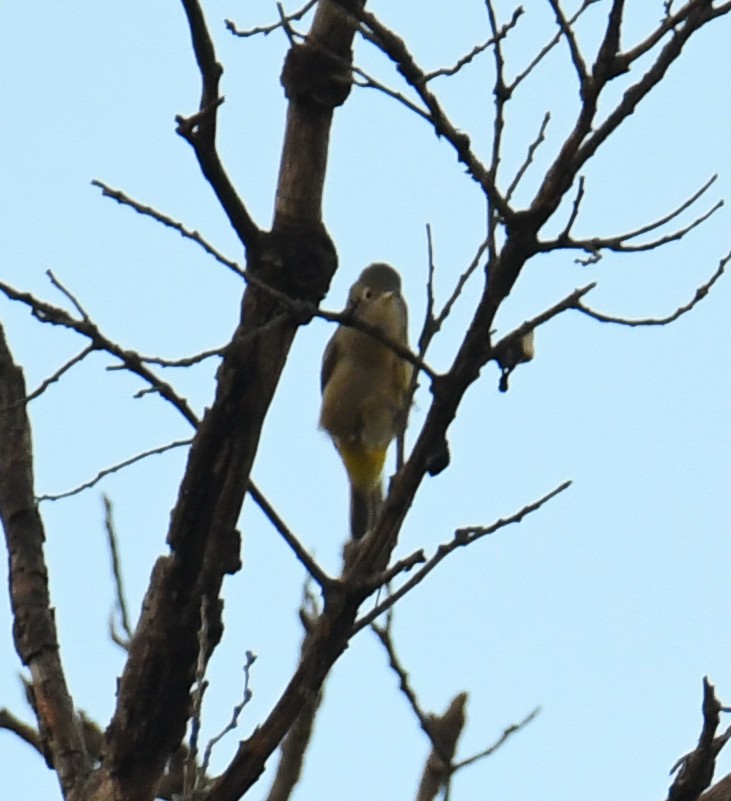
[{"left": 350, "top": 482, "right": 383, "bottom": 539}]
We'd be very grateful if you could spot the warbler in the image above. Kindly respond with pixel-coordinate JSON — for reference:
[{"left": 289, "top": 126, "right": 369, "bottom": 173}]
[{"left": 320, "top": 263, "right": 411, "bottom": 538}]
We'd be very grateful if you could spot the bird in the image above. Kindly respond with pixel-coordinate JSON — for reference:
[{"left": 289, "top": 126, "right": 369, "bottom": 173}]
[{"left": 319, "top": 263, "right": 412, "bottom": 538}]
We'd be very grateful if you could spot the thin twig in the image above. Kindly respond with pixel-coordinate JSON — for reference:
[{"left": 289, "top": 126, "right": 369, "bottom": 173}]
[
  {"left": 505, "top": 112, "right": 551, "bottom": 203},
  {"left": 347, "top": 5, "right": 511, "bottom": 218},
  {"left": 185, "top": 595, "right": 210, "bottom": 797},
  {"left": 354, "top": 481, "right": 572, "bottom": 632},
  {"left": 225, "top": 0, "right": 317, "bottom": 38},
  {"left": 452, "top": 707, "right": 540, "bottom": 770},
  {"left": 570, "top": 200, "right": 723, "bottom": 256},
  {"left": 542, "top": 175, "right": 722, "bottom": 254},
  {"left": 200, "top": 651, "right": 257, "bottom": 778},
  {"left": 546, "top": 0, "right": 589, "bottom": 86},
  {"left": 372, "top": 619, "right": 452, "bottom": 764},
  {"left": 0, "top": 281, "right": 200, "bottom": 427},
  {"left": 47, "top": 270, "right": 90, "bottom": 321},
  {"left": 36, "top": 439, "right": 193, "bottom": 502},
  {"left": 559, "top": 175, "right": 586, "bottom": 240},
  {"left": 509, "top": 0, "right": 601, "bottom": 92},
  {"left": 132, "top": 346, "right": 225, "bottom": 368},
  {"left": 423, "top": 8, "right": 523, "bottom": 82},
  {"left": 435, "top": 238, "right": 490, "bottom": 331},
  {"left": 103, "top": 495, "right": 133, "bottom": 643},
  {"left": 177, "top": 0, "right": 262, "bottom": 253},
  {"left": 276, "top": 2, "right": 297, "bottom": 46},
  {"left": 374, "top": 549, "right": 427, "bottom": 587},
  {"left": 353, "top": 73, "right": 432, "bottom": 123},
  {"left": 576, "top": 252, "right": 728, "bottom": 327},
  {"left": 91, "top": 180, "right": 245, "bottom": 277},
  {"left": 621, "top": 175, "right": 720, "bottom": 241},
  {"left": 491, "top": 283, "right": 596, "bottom": 365},
  {"left": 622, "top": 1, "right": 706, "bottom": 67},
  {"left": 485, "top": 0, "right": 510, "bottom": 210},
  {"left": 23, "top": 345, "right": 97, "bottom": 404}
]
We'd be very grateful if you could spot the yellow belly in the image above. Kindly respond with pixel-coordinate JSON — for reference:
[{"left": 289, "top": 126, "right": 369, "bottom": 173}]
[{"left": 335, "top": 439, "right": 387, "bottom": 492}]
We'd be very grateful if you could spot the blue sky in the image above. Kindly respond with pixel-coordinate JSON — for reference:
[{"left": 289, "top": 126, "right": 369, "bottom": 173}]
[{"left": 1, "top": 2, "right": 731, "bottom": 800}]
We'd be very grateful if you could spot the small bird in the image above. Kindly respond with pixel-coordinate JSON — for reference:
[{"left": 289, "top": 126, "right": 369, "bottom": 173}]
[{"left": 320, "top": 264, "right": 412, "bottom": 538}]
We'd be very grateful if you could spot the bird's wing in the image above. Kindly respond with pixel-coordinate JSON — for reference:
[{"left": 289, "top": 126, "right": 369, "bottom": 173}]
[{"left": 320, "top": 332, "right": 340, "bottom": 392}]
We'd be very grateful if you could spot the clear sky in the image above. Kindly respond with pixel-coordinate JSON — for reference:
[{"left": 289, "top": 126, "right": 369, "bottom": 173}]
[{"left": 1, "top": 2, "right": 731, "bottom": 800}]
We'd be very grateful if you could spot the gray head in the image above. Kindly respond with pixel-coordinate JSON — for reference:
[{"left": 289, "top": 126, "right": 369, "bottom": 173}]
[
  {"left": 348, "top": 263, "right": 402, "bottom": 308},
  {"left": 357, "top": 263, "right": 401, "bottom": 293}
]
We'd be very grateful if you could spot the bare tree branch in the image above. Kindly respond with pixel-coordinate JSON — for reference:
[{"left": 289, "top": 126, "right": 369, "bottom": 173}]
[
  {"left": 353, "top": 481, "right": 572, "bottom": 633},
  {"left": 185, "top": 596, "right": 211, "bottom": 797},
  {"left": 264, "top": 591, "right": 322, "bottom": 801},
  {"left": 134, "top": 346, "right": 225, "bottom": 368},
  {"left": 23, "top": 345, "right": 97, "bottom": 404},
  {"left": 508, "top": 0, "right": 600, "bottom": 92},
  {"left": 505, "top": 112, "right": 551, "bottom": 203},
  {"left": 433, "top": 237, "right": 490, "bottom": 335},
  {"left": 103, "top": 496, "right": 134, "bottom": 644},
  {"left": 621, "top": 1, "right": 731, "bottom": 69},
  {"left": 225, "top": 0, "right": 317, "bottom": 39},
  {"left": 666, "top": 678, "right": 731, "bottom": 801},
  {"left": 546, "top": 0, "right": 590, "bottom": 87},
  {"left": 491, "top": 283, "right": 596, "bottom": 390},
  {"left": 247, "top": 482, "right": 333, "bottom": 590},
  {"left": 420, "top": 5, "right": 524, "bottom": 84},
  {"left": 0, "top": 279, "right": 200, "bottom": 427},
  {"left": 347, "top": 5, "right": 512, "bottom": 219},
  {"left": 372, "top": 617, "right": 450, "bottom": 760},
  {"left": 576, "top": 253, "right": 728, "bottom": 328},
  {"left": 177, "top": 0, "right": 262, "bottom": 254},
  {"left": 453, "top": 706, "right": 540, "bottom": 771},
  {"left": 0, "top": 324, "right": 91, "bottom": 796},
  {"left": 354, "top": 69, "right": 432, "bottom": 122},
  {"left": 574, "top": 4, "right": 727, "bottom": 176},
  {"left": 36, "top": 439, "right": 193, "bottom": 503},
  {"left": 91, "top": 180, "right": 245, "bottom": 278},
  {"left": 540, "top": 175, "right": 722, "bottom": 254},
  {"left": 559, "top": 175, "right": 586, "bottom": 241}
]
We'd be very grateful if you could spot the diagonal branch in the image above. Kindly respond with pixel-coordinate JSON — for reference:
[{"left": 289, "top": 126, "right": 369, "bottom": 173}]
[
  {"left": 36, "top": 439, "right": 193, "bottom": 503},
  {"left": 371, "top": 618, "right": 450, "bottom": 759},
  {"left": 575, "top": 3, "right": 726, "bottom": 174},
  {"left": 505, "top": 111, "right": 551, "bottom": 203},
  {"left": 347, "top": 5, "right": 512, "bottom": 219},
  {"left": 24, "top": 345, "right": 97, "bottom": 404},
  {"left": 0, "top": 279, "right": 200, "bottom": 427},
  {"left": 452, "top": 707, "right": 540, "bottom": 771},
  {"left": 508, "top": 0, "right": 601, "bottom": 92},
  {"left": 91, "top": 180, "right": 245, "bottom": 277},
  {"left": 353, "top": 481, "right": 572, "bottom": 633},
  {"left": 620, "top": 1, "right": 731, "bottom": 69},
  {"left": 247, "top": 482, "right": 333, "bottom": 590},
  {"left": 547, "top": 0, "right": 590, "bottom": 88},
  {"left": 576, "top": 252, "right": 728, "bottom": 327},
  {"left": 540, "top": 175, "right": 722, "bottom": 255},
  {"left": 177, "top": 0, "right": 262, "bottom": 253}
]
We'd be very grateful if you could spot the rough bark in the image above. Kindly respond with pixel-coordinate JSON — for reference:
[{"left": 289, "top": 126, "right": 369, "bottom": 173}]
[{"left": 0, "top": 325, "right": 90, "bottom": 799}]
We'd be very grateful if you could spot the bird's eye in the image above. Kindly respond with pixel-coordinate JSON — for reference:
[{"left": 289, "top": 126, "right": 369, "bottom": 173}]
[{"left": 361, "top": 287, "right": 374, "bottom": 301}]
